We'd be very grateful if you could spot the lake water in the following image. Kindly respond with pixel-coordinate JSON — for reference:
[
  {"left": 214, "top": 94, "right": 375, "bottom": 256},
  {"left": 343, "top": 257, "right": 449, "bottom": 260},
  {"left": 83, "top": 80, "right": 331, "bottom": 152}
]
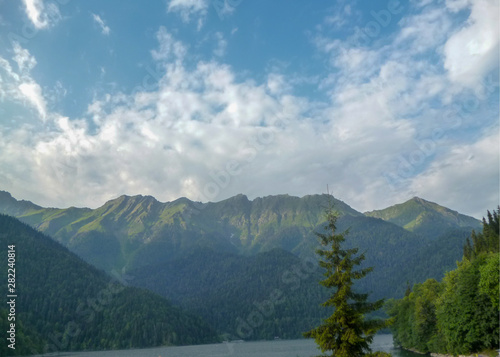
[{"left": 35, "top": 335, "right": 422, "bottom": 357}]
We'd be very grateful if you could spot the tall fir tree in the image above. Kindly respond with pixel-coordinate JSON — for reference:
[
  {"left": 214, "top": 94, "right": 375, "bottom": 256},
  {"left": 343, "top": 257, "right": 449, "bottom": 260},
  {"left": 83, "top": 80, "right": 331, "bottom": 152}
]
[
  {"left": 463, "top": 207, "right": 499, "bottom": 260},
  {"left": 304, "top": 204, "right": 388, "bottom": 357}
]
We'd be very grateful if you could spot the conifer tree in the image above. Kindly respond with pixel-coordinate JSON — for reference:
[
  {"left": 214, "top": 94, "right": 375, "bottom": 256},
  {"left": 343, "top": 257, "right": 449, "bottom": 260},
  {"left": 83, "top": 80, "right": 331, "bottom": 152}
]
[
  {"left": 304, "top": 204, "right": 388, "bottom": 357},
  {"left": 464, "top": 207, "right": 499, "bottom": 260}
]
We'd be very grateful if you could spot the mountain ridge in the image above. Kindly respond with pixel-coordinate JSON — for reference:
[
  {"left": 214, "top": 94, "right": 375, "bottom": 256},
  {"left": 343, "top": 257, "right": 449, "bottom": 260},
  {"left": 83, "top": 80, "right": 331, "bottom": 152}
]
[
  {"left": 0, "top": 191, "right": 482, "bottom": 271},
  {"left": 2, "top": 190, "right": 480, "bottom": 227}
]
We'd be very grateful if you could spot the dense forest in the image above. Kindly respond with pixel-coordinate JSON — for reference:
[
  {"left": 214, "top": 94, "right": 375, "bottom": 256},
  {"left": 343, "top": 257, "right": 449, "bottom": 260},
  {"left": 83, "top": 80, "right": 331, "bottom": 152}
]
[
  {"left": 131, "top": 247, "right": 333, "bottom": 340},
  {"left": 0, "top": 214, "right": 218, "bottom": 356},
  {"left": 129, "top": 215, "right": 475, "bottom": 341},
  {"left": 387, "top": 208, "right": 500, "bottom": 355}
]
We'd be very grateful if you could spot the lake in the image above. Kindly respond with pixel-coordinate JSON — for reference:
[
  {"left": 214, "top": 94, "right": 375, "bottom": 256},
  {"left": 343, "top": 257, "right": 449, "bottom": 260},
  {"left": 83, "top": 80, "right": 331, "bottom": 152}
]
[{"left": 34, "top": 335, "right": 422, "bottom": 357}]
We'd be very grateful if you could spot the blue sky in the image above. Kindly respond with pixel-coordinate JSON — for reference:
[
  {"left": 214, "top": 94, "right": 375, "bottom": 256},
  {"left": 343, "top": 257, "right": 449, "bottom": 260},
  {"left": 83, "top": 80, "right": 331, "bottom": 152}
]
[{"left": 0, "top": 0, "right": 498, "bottom": 218}]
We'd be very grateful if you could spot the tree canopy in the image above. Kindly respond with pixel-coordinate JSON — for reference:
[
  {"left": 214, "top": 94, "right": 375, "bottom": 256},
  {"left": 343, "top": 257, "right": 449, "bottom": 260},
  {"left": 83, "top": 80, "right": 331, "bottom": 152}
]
[{"left": 304, "top": 205, "right": 389, "bottom": 357}]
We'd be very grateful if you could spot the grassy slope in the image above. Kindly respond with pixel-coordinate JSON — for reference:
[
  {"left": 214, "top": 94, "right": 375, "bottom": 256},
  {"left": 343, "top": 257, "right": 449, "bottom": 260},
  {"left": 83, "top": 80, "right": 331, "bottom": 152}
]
[{"left": 365, "top": 197, "right": 481, "bottom": 239}]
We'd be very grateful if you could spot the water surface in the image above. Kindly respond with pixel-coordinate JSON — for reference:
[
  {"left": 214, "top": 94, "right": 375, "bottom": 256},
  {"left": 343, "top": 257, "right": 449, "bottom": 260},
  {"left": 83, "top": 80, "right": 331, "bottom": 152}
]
[{"left": 35, "top": 334, "right": 422, "bottom": 357}]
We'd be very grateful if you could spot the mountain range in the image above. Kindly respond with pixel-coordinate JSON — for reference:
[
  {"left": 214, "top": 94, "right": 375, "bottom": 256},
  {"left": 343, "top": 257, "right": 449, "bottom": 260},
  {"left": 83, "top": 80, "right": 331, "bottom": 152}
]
[{"left": 0, "top": 191, "right": 483, "bottom": 341}]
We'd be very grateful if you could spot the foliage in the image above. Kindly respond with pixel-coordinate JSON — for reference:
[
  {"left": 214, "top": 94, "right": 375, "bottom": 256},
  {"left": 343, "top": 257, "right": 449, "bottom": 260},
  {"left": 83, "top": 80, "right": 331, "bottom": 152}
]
[
  {"left": 0, "top": 308, "right": 44, "bottom": 356},
  {"left": 303, "top": 205, "right": 388, "bottom": 357},
  {"left": 388, "top": 208, "right": 500, "bottom": 355},
  {"left": 386, "top": 279, "right": 442, "bottom": 353},
  {"left": 131, "top": 248, "right": 333, "bottom": 340},
  {"left": 478, "top": 252, "right": 500, "bottom": 309},
  {"left": 463, "top": 208, "right": 499, "bottom": 260},
  {"left": 0, "top": 214, "right": 218, "bottom": 356},
  {"left": 436, "top": 256, "right": 498, "bottom": 354}
]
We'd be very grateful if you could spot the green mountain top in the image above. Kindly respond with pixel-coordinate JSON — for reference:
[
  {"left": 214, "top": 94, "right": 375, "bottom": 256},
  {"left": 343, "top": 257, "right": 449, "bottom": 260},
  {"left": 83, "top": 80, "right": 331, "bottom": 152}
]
[{"left": 365, "top": 197, "right": 481, "bottom": 239}]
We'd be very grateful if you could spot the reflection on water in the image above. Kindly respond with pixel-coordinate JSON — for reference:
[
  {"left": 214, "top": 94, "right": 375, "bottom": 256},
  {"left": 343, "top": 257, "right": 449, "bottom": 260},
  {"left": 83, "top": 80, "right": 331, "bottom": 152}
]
[{"left": 34, "top": 334, "right": 423, "bottom": 357}]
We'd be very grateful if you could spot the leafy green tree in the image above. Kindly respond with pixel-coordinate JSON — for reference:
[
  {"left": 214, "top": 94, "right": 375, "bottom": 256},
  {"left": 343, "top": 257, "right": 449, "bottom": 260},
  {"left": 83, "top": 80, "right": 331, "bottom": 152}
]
[
  {"left": 304, "top": 205, "right": 388, "bottom": 357},
  {"left": 413, "top": 279, "right": 441, "bottom": 352},
  {"left": 436, "top": 256, "right": 499, "bottom": 354},
  {"left": 389, "top": 208, "right": 500, "bottom": 355},
  {"left": 478, "top": 252, "right": 500, "bottom": 309},
  {"left": 386, "top": 279, "right": 443, "bottom": 353}
]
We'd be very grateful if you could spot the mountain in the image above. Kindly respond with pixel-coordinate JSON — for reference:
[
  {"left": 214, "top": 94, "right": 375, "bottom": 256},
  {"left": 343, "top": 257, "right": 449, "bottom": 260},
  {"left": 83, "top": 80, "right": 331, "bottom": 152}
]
[
  {"left": 130, "top": 248, "right": 332, "bottom": 341},
  {"left": 0, "top": 191, "right": 42, "bottom": 216},
  {"left": 0, "top": 191, "right": 482, "bottom": 340},
  {"left": 0, "top": 192, "right": 363, "bottom": 273},
  {"left": 364, "top": 197, "right": 481, "bottom": 240},
  {"left": 0, "top": 214, "right": 218, "bottom": 356}
]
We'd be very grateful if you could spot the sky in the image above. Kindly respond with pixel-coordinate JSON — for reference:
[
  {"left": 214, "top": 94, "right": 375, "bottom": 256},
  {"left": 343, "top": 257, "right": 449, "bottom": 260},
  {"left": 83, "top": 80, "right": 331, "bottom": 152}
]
[{"left": 0, "top": 0, "right": 498, "bottom": 218}]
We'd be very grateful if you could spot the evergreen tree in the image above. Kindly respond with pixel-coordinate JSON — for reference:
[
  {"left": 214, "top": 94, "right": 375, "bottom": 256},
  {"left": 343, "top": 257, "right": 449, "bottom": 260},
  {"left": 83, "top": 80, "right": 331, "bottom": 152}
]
[
  {"left": 464, "top": 207, "right": 499, "bottom": 260},
  {"left": 304, "top": 205, "right": 388, "bottom": 357}
]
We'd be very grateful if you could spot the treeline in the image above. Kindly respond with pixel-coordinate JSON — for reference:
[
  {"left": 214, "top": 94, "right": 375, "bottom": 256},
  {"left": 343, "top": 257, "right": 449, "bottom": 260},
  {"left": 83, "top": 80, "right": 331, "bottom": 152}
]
[
  {"left": 387, "top": 208, "right": 499, "bottom": 355},
  {"left": 0, "top": 214, "right": 218, "bottom": 356}
]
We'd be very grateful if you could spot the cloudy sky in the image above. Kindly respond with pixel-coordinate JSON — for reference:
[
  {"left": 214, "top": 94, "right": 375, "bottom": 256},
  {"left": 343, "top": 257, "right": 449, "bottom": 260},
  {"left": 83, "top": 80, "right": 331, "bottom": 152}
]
[{"left": 0, "top": 0, "right": 498, "bottom": 218}]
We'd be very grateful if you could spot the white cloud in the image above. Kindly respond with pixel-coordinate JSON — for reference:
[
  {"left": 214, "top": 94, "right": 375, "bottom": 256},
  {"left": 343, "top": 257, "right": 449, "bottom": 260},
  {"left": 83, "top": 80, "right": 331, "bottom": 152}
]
[
  {"left": 213, "top": 32, "right": 227, "bottom": 57},
  {"left": 151, "top": 26, "right": 187, "bottom": 62},
  {"left": 22, "top": 0, "right": 61, "bottom": 29},
  {"left": 92, "top": 13, "right": 111, "bottom": 35},
  {"left": 12, "top": 42, "right": 37, "bottom": 74},
  {"left": 0, "top": 56, "right": 20, "bottom": 82},
  {"left": 412, "top": 0, "right": 435, "bottom": 7},
  {"left": 409, "top": 131, "right": 499, "bottom": 218},
  {"left": 443, "top": 0, "right": 499, "bottom": 88},
  {"left": 167, "top": 0, "right": 208, "bottom": 26},
  {"left": 211, "top": 0, "right": 241, "bottom": 20},
  {"left": 266, "top": 74, "right": 291, "bottom": 95},
  {"left": 309, "top": 0, "right": 498, "bottom": 216},
  {"left": 0, "top": 0, "right": 497, "bottom": 222},
  {"left": 445, "top": 0, "right": 471, "bottom": 12},
  {"left": 0, "top": 28, "right": 418, "bottom": 211},
  {"left": 0, "top": 43, "right": 48, "bottom": 121},
  {"left": 19, "top": 82, "right": 47, "bottom": 120},
  {"left": 396, "top": 6, "right": 453, "bottom": 54},
  {"left": 323, "top": 2, "right": 360, "bottom": 30},
  {"left": 45, "top": 80, "right": 67, "bottom": 104}
]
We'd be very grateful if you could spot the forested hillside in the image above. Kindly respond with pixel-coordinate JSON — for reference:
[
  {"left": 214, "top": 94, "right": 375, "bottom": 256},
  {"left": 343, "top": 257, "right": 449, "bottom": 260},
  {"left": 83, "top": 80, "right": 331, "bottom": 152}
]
[
  {"left": 0, "top": 214, "right": 218, "bottom": 356},
  {"left": 0, "top": 191, "right": 484, "bottom": 342},
  {"left": 131, "top": 248, "right": 332, "bottom": 340},
  {"left": 0, "top": 191, "right": 480, "bottom": 300},
  {"left": 387, "top": 208, "right": 499, "bottom": 354},
  {"left": 129, "top": 215, "right": 477, "bottom": 340}
]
